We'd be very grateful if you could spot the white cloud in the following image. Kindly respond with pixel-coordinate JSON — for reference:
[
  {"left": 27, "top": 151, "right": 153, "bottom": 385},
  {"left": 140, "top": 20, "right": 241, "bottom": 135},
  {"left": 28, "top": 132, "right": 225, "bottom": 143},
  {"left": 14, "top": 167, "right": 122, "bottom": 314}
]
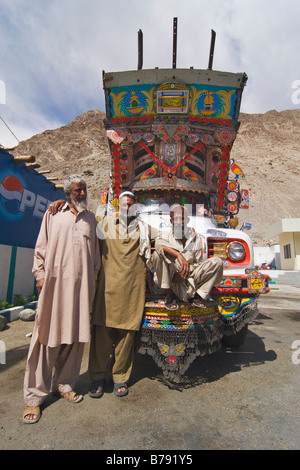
[{"left": 1, "top": 0, "right": 300, "bottom": 147}]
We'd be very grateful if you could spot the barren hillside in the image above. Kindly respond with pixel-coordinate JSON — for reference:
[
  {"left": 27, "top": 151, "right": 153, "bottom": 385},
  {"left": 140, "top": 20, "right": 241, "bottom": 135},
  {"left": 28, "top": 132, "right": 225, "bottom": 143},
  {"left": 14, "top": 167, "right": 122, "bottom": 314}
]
[
  {"left": 10, "top": 110, "right": 111, "bottom": 204},
  {"left": 232, "top": 109, "right": 300, "bottom": 243},
  {"left": 9, "top": 108, "right": 300, "bottom": 245}
]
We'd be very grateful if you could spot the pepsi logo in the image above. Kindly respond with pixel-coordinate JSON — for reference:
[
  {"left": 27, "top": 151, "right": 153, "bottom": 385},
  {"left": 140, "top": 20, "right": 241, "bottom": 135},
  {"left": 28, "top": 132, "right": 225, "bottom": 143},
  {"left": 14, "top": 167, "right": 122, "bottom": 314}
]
[
  {"left": 0, "top": 172, "right": 53, "bottom": 221},
  {"left": 1, "top": 174, "right": 24, "bottom": 198},
  {"left": 0, "top": 174, "right": 24, "bottom": 215}
]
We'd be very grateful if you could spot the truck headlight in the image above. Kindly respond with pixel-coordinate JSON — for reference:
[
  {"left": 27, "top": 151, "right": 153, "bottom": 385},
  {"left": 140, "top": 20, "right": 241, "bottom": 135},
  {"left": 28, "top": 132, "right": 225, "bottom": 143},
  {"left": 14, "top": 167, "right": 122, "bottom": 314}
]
[{"left": 227, "top": 241, "right": 246, "bottom": 261}]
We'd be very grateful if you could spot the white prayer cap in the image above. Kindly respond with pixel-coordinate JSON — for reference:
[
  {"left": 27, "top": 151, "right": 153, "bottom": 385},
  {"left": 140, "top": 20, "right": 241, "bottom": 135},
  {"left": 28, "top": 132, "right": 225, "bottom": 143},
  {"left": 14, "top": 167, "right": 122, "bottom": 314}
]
[{"left": 119, "top": 190, "right": 136, "bottom": 200}]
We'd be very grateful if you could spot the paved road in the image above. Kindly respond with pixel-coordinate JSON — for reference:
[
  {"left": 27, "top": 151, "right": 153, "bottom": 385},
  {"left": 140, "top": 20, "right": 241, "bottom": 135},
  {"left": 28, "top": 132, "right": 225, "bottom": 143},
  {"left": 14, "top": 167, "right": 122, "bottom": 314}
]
[{"left": 0, "top": 284, "right": 299, "bottom": 451}]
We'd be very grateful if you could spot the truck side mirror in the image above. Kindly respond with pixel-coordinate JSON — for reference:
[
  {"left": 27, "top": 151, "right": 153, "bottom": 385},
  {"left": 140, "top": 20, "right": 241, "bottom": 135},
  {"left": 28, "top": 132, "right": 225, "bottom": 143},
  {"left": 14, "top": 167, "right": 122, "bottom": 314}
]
[{"left": 241, "top": 222, "right": 252, "bottom": 231}]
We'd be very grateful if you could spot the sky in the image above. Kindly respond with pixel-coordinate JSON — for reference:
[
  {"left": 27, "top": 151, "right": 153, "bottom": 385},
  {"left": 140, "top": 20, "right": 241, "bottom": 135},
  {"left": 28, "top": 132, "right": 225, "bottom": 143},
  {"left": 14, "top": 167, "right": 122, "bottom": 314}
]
[{"left": 0, "top": 0, "right": 300, "bottom": 147}]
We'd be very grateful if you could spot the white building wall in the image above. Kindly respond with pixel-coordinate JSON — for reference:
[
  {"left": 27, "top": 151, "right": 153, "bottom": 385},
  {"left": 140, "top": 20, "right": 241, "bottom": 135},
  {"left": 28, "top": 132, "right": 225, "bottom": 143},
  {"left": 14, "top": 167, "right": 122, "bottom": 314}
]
[
  {"left": 295, "top": 232, "right": 300, "bottom": 270},
  {"left": 253, "top": 245, "right": 281, "bottom": 269},
  {"left": 0, "top": 244, "right": 35, "bottom": 302},
  {"left": 0, "top": 244, "right": 12, "bottom": 300},
  {"left": 13, "top": 247, "right": 35, "bottom": 298},
  {"left": 279, "top": 233, "right": 295, "bottom": 270}
]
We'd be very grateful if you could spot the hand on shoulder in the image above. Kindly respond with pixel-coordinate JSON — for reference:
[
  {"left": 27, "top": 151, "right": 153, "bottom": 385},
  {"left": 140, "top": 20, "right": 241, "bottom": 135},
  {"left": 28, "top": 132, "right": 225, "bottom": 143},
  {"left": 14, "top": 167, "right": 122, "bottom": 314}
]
[{"left": 48, "top": 200, "right": 65, "bottom": 215}]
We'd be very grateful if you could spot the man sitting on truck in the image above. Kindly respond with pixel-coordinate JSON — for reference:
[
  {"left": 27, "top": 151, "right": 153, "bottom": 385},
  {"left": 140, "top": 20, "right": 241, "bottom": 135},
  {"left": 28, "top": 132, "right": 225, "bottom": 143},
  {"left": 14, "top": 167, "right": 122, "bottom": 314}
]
[{"left": 151, "top": 204, "right": 223, "bottom": 310}]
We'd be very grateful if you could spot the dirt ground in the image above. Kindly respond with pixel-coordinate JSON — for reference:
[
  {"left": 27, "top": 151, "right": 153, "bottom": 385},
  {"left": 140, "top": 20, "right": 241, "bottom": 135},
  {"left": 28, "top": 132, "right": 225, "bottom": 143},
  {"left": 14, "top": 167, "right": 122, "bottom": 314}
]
[{"left": 0, "top": 285, "right": 300, "bottom": 451}]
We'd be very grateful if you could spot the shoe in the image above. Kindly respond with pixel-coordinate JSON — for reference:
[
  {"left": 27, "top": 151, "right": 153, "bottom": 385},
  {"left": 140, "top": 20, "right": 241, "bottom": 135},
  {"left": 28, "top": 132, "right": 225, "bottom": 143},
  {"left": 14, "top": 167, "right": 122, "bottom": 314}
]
[
  {"left": 192, "top": 294, "right": 207, "bottom": 308},
  {"left": 53, "top": 390, "right": 83, "bottom": 403},
  {"left": 165, "top": 293, "right": 178, "bottom": 311},
  {"left": 89, "top": 379, "right": 105, "bottom": 398},
  {"left": 22, "top": 406, "right": 41, "bottom": 424},
  {"left": 113, "top": 383, "right": 128, "bottom": 397}
]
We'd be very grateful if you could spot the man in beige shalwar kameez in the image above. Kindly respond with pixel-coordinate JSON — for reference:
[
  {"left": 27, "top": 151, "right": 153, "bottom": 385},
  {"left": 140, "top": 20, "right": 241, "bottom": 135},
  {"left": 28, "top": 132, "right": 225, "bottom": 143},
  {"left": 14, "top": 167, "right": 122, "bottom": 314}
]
[
  {"left": 88, "top": 191, "right": 151, "bottom": 398},
  {"left": 22, "top": 175, "right": 100, "bottom": 424},
  {"left": 152, "top": 204, "right": 223, "bottom": 310}
]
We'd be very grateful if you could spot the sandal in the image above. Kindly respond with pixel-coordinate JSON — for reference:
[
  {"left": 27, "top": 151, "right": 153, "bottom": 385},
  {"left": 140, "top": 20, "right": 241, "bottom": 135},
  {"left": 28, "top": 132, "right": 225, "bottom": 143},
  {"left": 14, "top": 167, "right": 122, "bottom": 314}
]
[
  {"left": 165, "top": 293, "right": 178, "bottom": 311},
  {"left": 113, "top": 383, "right": 128, "bottom": 397},
  {"left": 192, "top": 294, "right": 207, "bottom": 308},
  {"left": 89, "top": 379, "right": 105, "bottom": 398},
  {"left": 54, "top": 390, "right": 83, "bottom": 403},
  {"left": 22, "top": 406, "right": 41, "bottom": 424}
]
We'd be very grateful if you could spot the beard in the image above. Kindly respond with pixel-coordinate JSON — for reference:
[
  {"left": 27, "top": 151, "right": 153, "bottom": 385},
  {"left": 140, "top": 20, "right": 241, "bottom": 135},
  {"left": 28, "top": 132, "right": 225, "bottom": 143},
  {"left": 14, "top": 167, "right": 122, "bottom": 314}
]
[{"left": 70, "top": 195, "right": 88, "bottom": 213}]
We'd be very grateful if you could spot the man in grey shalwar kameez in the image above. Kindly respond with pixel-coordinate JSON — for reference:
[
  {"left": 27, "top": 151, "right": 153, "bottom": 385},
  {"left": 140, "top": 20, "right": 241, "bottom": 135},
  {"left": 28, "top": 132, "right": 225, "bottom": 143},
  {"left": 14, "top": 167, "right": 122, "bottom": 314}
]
[{"left": 22, "top": 175, "right": 100, "bottom": 424}]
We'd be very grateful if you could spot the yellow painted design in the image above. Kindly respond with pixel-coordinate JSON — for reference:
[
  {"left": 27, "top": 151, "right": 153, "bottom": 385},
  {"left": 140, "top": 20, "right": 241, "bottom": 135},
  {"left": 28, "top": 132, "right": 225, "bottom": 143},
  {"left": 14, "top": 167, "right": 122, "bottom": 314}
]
[
  {"left": 110, "top": 89, "right": 154, "bottom": 117},
  {"left": 190, "top": 87, "right": 235, "bottom": 119},
  {"left": 218, "top": 296, "right": 253, "bottom": 316},
  {"left": 158, "top": 343, "right": 186, "bottom": 357},
  {"left": 144, "top": 306, "right": 217, "bottom": 316}
]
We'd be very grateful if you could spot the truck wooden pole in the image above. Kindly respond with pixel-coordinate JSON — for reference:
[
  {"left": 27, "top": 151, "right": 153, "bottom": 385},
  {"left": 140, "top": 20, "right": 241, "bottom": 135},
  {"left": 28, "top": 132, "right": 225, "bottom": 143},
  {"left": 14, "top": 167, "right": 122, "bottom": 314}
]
[
  {"left": 138, "top": 29, "right": 143, "bottom": 70},
  {"left": 172, "top": 17, "right": 178, "bottom": 69},
  {"left": 208, "top": 29, "right": 216, "bottom": 70}
]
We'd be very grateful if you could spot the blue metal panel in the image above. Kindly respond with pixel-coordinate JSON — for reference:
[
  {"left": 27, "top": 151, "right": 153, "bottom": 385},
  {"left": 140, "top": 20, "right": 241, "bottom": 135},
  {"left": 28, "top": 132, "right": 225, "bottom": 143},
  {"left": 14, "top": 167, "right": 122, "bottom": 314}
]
[{"left": 0, "top": 149, "right": 66, "bottom": 248}]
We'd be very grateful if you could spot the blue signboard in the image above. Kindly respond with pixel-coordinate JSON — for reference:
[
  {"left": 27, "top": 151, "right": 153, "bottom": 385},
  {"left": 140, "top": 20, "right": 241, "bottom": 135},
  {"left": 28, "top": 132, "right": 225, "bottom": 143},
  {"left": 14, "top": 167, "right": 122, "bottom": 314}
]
[{"left": 0, "top": 149, "right": 66, "bottom": 248}]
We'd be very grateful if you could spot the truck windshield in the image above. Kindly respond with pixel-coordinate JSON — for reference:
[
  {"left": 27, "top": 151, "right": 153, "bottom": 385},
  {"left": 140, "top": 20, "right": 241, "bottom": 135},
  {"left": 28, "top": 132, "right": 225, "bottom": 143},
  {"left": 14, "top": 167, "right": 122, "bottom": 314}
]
[{"left": 136, "top": 191, "right": 211, "bottom": 216}]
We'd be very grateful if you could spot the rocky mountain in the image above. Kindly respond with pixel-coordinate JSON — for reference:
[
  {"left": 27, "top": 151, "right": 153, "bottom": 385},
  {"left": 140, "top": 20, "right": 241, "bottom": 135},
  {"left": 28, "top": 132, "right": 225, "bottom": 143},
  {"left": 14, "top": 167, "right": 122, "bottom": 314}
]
[
  {"left": 10, "top": 110, "right": 111, "bottom": 203},
  {"left": 231, "top": 109, "right": 300, "bottom": 243},
  {"left": 9, "top": 108, "right": 300, "bottom": 245}
]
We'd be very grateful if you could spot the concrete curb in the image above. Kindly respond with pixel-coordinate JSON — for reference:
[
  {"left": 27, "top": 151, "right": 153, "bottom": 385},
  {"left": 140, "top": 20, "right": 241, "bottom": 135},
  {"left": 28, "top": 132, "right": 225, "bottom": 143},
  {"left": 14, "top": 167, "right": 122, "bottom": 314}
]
[
  {"left": 0, "top": 301, "right": 37, "bottom": 323},
  {"left": 0, "top": 306, "right": 24, "bottom": 323}
]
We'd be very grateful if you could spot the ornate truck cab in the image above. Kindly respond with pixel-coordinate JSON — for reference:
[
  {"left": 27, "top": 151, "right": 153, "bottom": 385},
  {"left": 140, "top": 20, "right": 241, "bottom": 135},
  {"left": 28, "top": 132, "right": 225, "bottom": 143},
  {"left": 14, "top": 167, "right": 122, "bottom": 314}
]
[{"left": 101, "top": 36, "right": 269, "bottom": 380}]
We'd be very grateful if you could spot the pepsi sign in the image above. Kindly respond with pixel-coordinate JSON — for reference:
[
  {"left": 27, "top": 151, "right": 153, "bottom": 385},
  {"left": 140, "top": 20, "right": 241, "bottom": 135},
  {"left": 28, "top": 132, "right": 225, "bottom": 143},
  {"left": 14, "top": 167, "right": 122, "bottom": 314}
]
[{"left": 0, "top": 149, "right": 66, "bottom": 248}]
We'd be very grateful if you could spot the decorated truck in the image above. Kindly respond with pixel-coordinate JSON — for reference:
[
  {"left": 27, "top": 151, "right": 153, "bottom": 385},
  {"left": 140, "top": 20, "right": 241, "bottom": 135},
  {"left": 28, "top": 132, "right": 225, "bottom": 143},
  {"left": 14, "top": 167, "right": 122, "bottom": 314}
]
[{"left": 100, "top": 22, "right": 269, "bottom": 380}]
